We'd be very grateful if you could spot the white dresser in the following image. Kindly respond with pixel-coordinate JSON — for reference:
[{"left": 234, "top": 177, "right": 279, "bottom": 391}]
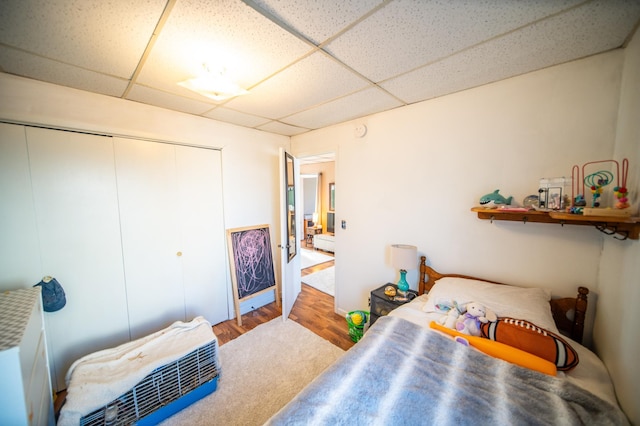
[{"left": 0, "top": 288, "right": 54, "bottom": 426}]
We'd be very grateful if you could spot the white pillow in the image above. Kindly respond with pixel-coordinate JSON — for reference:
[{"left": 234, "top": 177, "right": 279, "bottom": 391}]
[{"left": 422, "top": 277, "right": 558, "bottom": 333}]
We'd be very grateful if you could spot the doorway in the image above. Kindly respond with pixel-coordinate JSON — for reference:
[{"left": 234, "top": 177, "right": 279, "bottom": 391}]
[{"left": 298, "top": 154, "right": 336, "bottom": 301}]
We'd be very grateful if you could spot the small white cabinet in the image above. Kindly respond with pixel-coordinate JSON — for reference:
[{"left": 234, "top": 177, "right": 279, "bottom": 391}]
[{"left": 0, "top": 288, "right": 54, "bottom": 426}]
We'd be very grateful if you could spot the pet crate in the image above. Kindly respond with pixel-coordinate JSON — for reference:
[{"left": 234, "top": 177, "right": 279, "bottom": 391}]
[{"left": 79, "top": 340, "right": 219, "bottom": 426}]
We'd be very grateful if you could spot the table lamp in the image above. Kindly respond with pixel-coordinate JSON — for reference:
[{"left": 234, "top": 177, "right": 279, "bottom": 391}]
[{"left": 390, "top": 244, "right": 417, "bottom": 301}]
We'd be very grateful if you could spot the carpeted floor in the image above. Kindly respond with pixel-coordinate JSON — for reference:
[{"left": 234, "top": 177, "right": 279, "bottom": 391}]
[
  {"left": 300, "top": 248, "right": 333, "bottom": 269},
  {"left": 159, "top": 318, "right": 344, "bottom": 426},
  {"left": 301, "top": 266, "right": 335, "bottom": 296}
]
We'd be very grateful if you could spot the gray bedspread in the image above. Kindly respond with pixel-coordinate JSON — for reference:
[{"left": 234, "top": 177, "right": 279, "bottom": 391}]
[{"left": 267, "top": 316, "right": 628, "bottom": 426}]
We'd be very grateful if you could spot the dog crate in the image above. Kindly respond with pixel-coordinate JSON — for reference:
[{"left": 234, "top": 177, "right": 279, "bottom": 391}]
[{"left": 79, "top": 340, "right": 219, "bottom": 426}]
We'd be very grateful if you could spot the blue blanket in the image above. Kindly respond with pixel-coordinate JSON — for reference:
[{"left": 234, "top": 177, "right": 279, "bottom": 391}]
[{"left": 267, "top": 316, "right": 628, "bottom": 425}]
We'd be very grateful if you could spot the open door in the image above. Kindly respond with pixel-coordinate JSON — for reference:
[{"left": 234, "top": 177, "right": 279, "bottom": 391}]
[{"left": 279, "top": 148, "right": 301, "bottom": 320}]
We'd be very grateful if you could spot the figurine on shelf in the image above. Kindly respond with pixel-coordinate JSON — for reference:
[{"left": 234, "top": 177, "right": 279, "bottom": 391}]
[
  {"left": 569, "top": 195, "right": 586, "bottom": 214},
  {"left": 479, "top": 190, "right": 513, "bottom": 208}
]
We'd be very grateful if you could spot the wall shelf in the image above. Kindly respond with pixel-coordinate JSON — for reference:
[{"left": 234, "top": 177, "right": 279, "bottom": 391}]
[{"left": 471, "top": 207, "right": 640, "bottom": 240}]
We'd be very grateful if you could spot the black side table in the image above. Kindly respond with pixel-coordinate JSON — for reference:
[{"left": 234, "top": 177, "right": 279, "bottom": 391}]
[{"left": 369, "top": 283, "right": 418, "bottom": 326}]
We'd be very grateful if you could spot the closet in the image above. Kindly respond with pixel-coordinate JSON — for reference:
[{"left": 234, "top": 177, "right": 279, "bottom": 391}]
[{"left": 0, "top": 123, "right": 227, "bottom": 390}]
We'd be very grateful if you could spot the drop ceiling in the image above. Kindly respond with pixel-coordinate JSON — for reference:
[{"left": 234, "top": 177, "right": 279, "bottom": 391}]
[{"left": 1, "top": 0, "right": 639, "bottom": 137}]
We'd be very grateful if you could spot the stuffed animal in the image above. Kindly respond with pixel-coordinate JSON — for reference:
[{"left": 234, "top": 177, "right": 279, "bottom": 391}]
[
  {"left": 435, "top": 300, "right": 462, "bottom": 329},
  {"left": 455, "top": 302, "right": 497, "bottom": 336},
  {"left": 438, "top": 307, "right": 461, "bottom": 329}
]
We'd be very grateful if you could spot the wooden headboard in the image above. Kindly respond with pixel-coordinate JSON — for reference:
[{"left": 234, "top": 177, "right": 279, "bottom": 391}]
[{"left": 417, "top": 256, "right": 589, "bottom": 344}]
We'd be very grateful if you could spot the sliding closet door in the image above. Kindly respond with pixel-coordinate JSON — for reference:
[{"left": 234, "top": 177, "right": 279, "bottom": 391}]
[
  {"left": 0, "top": 123, "right": 40, "bottom": 289},
  {"left": 175, "top": 146, "right": 227, "bottom": 325},
  {"left": 26, "top": 127, "right": 130, "bottom": 390},
  {"left": 115, "top": 138, "right": 228, "bottom": 338},
  {"left": 114, "top": 138, "right": 185, "bottom": 340}
]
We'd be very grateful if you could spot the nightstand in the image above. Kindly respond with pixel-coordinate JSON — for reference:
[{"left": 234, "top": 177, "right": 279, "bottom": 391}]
[
  {"left": 305, "top": 225, "right": 322, "bottom": 246},
  {"left": 369, "top": 283, "right": 418, "bottom": 326}
]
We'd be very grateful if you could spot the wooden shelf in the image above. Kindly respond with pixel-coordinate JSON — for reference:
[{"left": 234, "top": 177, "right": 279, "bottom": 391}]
[{"left": 471, "top": 207, "right": 640, "bottom": 240}]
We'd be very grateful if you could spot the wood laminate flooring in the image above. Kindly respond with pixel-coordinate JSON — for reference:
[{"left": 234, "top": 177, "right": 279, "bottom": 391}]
[{"left": 214, "top": 247, "right": 354, "bottom": 351}]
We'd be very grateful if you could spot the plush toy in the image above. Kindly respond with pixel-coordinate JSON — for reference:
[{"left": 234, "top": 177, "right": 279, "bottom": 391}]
[
  {"left": 438, "top": 307, "right": 461, "bottom": 329},
  {"left": 435, "top": 301, "right": 463, "bottom": 329},
  {"left": 479, "top": 190, "right": 513, "bottom": 208},
  {"left": 455, "top": 302, "right": 497, "bottom": 336}
]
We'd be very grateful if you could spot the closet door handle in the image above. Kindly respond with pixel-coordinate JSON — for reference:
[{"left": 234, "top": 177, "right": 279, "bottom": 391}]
[{"left": 176, "top": 251, "right": 182, "bottom": 257}]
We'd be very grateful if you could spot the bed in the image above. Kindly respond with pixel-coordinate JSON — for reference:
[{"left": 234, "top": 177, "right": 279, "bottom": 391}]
[{"left": 267, "top": 257, "right": 629, "bottom": 425}]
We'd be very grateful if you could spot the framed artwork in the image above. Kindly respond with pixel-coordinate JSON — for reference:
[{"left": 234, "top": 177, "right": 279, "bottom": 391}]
[{"left": 329, "top": 182, "right": 335, "bottom": 211}]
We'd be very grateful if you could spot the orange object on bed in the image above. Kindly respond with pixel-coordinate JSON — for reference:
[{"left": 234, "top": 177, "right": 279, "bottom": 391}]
[
  {"left": 481, "top": 318, "right": 579, "bottom": 371},
  {"left": 430, "top": 321, "right": 557, "bottom": 376}
]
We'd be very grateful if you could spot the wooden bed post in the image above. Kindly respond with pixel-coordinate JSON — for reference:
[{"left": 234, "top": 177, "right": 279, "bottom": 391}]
[
  {"left": 418, "top": 256, "right": 427, "bottom": 295},
  {"left": 572, "top": 287, "right": 589, "bottom": 343}
]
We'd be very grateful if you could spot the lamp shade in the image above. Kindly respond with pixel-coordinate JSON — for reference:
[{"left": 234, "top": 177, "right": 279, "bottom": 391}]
[{"left": 390, "top": 244, "right": 417, "bottom": 271}]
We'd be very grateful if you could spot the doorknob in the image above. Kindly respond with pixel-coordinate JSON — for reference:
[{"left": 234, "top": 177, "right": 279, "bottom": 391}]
[{"left": 176, "top": 251, "right": 183, "bottom": 257}]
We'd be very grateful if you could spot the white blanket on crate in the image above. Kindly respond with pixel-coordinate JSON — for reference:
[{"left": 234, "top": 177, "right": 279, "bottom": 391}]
[{"left": 58, "top": 316, "right": 216, "bottom": 426}]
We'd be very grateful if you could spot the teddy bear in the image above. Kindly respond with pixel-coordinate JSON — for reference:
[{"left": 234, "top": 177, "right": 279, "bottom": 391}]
[{"left": 455, "top": 302, "right": 497, "bottom": 336}]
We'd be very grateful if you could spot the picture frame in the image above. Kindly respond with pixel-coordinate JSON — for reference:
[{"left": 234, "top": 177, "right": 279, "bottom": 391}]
[
  {"left": 329, "top": 182, "right": 335, "bottom": 211},
  {"left": 547, "top": 187, "right": 563, "bottom": 210}
]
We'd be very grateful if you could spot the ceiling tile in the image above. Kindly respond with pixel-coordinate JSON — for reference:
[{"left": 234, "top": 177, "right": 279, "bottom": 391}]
[
  {"left": 225, "top": 51, "right": 370, "bottom": 119},
  {"left": 299, "top": 153, "right": 335, "bottom": 164},
  {"left": 0, "top": 0, "right": 166, "bottom": 78},
  {"left": 284, "top": 87, "right": 403, "bottom": 129},
  {"left": 381, "top": 0, "right": 640, "bottom": 104},
  {"left": 249, "top": 0, "right": 384, "bottom": 44},
  {"left": 136, "top": 0, "right": 312, "bottom": 96},
  {"left": 0, "top": 46, "right": 129, "bottom": 97},
  {"left": 257, "top": 120, "right": 309, "bottom": 136},
  {"left": 203, "top": 107, "right": 272, "bottom": 128},
  {"left": 1, "top": 0, "right": 638, "bottom": 137},
  {"left": 127, "top": 85, "right": 215, "bottom": 115},
  {"left": 325, "top": 0, "right": 585, "bottom": 83}
]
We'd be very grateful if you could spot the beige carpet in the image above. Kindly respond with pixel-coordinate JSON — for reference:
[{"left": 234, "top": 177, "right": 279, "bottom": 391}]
[
  {"left": 159, "top": 318, "right": 344, "bottom": 426},
  {"left": 300, "top": 248, "right": 333, "bottom": 269},
  {"left": 302, "top": 266, "right": 335, "bottom": 296}
]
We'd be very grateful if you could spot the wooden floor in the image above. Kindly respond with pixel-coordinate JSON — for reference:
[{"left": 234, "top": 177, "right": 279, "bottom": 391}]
[{"left": 214, "top": 247, "right": 355, "bottom": 351}]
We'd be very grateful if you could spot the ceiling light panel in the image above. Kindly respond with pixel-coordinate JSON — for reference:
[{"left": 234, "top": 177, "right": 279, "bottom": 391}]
[
  {"left": 136, "top": 0, "right": 312, "bottom": 98},
  {"left": 225, "top": 51, "right": 370, "bottom": 119},
  {"left": 249, "top": 0, "right": 384, "bottom": 45},
  {"left": 325, "top": 0, "right": 584, "bottom": 83},
  {"left": 284, "top": 87, "right": 403, "bottom": 130},
  {"left": 0, "top": 0, "right": 166, "bottom": 78}
]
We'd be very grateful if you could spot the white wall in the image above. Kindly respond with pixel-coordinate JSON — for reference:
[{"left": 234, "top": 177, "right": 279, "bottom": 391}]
[
  {"left": 595, "top": 28, "right": 640, "bottom": 424},
  {"left": 293, "top": 47, "right": 636, "bottom": 420},
  {"left": 0, "top": 72, "right": 289, "bottom": 320}
]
